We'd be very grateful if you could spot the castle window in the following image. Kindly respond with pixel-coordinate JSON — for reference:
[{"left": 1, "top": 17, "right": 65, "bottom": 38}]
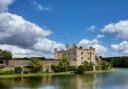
[
  {"left": 81, "top": 52, "right": 83, "bottom": 55},
  {"left": 74, "top": 52, "right": 75, "bottom": 55},
  {"left": 81, "top": 57, "right": 83, "bottom": 60},
  {"left": 68, "top": 53, "right": 70, "bottom": 55},
  {"left": 74, "top": 59, "right": 76, "bottom": 61}
]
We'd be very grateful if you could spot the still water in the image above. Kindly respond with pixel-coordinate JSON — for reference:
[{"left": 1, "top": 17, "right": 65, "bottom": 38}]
[{"left": 0, "top": 69, "right": 128, "bottom": 89}]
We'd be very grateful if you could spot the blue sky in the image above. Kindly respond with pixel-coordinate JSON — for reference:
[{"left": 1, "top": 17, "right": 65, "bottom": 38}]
[{"left": 0, "top": 0, "right": 128, "bottom": 57}]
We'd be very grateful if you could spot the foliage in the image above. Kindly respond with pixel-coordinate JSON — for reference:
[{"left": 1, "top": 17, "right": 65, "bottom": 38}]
[
  {"left": 23, "top": 68, "right": 30, "bottom": 74},
  {"left": 69, "top": 65, "right": 77, "bottom": 71},
  {"left": 82, "top": 61, "right": 94, "bottom": 71},
  {"left": 100, "top": 61, "right": 111, "bottom": 70},
  {"left": 75, "top": 65, "right": 85, "bottom": 74},
  {"left": 27, "top": 59, "right": 43, "bottom": 73},
  {"left": 0, "top": 69, "right": 14, "bottom": 75},
  {"left": 51, "top": 58, "right": 70, "bottom": 72},
  {"left": 0, "top": 49, "right": 12, "bottom": 60},
  {"left": 96, "top": 65, "right": 101, "bottom": 71},
  {"left": 102, "top": 56, "right": 128, "bottom": 68},
  {"left": 14, "top": 67, "right": 23, "bottom": 74},
  {"left": 0, "top": 49, "right": 12, "bottom": 65}
]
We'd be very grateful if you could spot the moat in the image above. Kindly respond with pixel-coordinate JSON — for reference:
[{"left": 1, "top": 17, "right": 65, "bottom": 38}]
[{"left": 0, "top": 69, "right": 128, "bottom": 89}]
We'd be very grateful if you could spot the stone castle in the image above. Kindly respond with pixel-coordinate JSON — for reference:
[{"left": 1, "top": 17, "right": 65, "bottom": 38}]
[
  {"left": 54, "top": 44, "right": 96, "bottom": 66},
  {"left": 6, "top": 44, "right": 97, "bottom": 72}
]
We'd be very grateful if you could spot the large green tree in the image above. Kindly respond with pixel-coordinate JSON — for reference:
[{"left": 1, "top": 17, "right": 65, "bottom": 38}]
[{"left": 0, "top": 49, "right": 12, "bottom": 64}]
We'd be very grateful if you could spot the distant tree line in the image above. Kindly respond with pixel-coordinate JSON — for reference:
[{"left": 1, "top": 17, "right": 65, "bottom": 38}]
[{"left": 102, "top": 56, "right": 128, "bottom": 68}]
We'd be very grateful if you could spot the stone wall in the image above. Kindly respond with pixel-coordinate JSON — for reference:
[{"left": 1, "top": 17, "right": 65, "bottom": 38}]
[{"left": 8, "top": 59, "right": 59, "bottom": 72}]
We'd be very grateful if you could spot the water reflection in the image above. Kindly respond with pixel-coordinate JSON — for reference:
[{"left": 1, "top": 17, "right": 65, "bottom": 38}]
[
  {"left": 0, "top": 70, "right": 128, "bottom": 89},
  {"left": 0, "top": 74, "right": 97, "bottom": 89}
]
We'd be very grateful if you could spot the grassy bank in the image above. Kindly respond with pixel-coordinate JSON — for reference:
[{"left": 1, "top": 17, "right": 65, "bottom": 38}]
[
  {"left": 0, "top": 72, "right": 74, "bottom": 78},
  {"left": 0, "top": 68, "right": 119, "bottom": 78}
]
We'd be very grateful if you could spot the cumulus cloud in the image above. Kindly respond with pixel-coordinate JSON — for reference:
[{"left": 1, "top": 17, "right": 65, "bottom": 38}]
[
  {"left": 111, "top": 41, "right": 128, "bottom": 56},
  {"left": 0, "top": 0, "right": 15, "bottom": 12},
  {"left": 0, "top": 44, "right": 33, "bottom": 58},
  {"left": 86, "top": 25, "right": 96, "bottom": 32},
  {"left": 79, "top": 39, "right": 107, "bottom": 55},
  {"left": 102, "top": 20, "right": 128, "bottom": 40},
  {"left": 33, "top": 38, "right": 65, "bottom": 53},
  {"left": 96, "top": 34, "right": 105, "bottom": 39},
  {"left": 0, "top": 12, "right": 64, "bottom": 58},
  {"left": 0, "top": 12, "right": 52, "bottom": 48},
  {"left": 31, "top": 1, "right": 51, "bottom": 11}
]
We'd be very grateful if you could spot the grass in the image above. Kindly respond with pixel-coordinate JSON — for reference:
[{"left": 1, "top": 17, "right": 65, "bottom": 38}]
[
  {"left": 0, "top": 72, "right": 74, "bottom": 78},
  {"left": 0, "top": 68, "right": 119, "bottom": 78}
]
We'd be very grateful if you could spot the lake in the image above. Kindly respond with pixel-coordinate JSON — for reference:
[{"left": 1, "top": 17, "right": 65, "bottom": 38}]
[{"left": 0, "top": 69, "right": 128, "bottom": 89}]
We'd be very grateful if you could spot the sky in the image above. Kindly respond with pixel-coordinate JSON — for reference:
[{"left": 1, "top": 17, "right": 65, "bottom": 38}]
[{"left": 0, "top": 0, "right": 128, "bottom": 58}]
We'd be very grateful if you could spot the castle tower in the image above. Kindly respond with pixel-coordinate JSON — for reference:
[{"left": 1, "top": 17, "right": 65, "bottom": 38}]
[
  {"left": 66, "top": 44, "right": 70, "bottom": 50},
  {"left": 73, "top": 43, "right": 78, "bottom": 48}
]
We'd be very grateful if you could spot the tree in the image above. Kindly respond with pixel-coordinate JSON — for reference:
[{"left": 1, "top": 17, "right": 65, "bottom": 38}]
[
  {"left": 82, "top": 61, "right": 94, "bottom": 71},
  {"left": 75, "top": 65, "right": 85, "bottom": 74},
  {"left": 27, "top": 59, "right": 43, "bottom": 73},
  {"left": 0, "top": 49, "right": 12, "bottom": 64},
  {"left": 14, "top": 67, "right": 23, "bottom": 74},
  {"left": 51, "top": 58, "right": 70, "bottom": 72},
  {"left": 100, "top": 61, "right": 111, "bottom": 70}
]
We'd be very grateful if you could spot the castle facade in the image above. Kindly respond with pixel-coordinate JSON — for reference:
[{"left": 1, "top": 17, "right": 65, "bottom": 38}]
[{"left": 54, "top": 44, "right": 96, "bottom": 66}]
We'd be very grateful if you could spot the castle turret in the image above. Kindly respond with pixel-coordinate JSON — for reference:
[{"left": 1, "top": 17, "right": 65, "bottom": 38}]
[
  {"left": 66, "top": 44, "right": 70, "bottom": 50},
  {"left": 73, "top": 43, "right": 78, "bottom": 48}
]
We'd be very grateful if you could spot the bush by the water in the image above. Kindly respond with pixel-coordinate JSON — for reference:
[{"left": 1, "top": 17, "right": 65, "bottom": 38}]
[
  {"left": 75, "top": 65, "right": 85, "bottom": 74},
  {"left": 14, "top": 67, "right": 22, "bottom": 74},
  {"left": 51, "top": 58, "right": 70, "bottom": 72},
  {"left": 100, "top": 61, "right": 111, "bottom": 70},
  {"left": 51, "top": 57, "right": 111, "bottom": 74},
  {"left": 27, "top": 59, "right": 42, "bottom": 73}
]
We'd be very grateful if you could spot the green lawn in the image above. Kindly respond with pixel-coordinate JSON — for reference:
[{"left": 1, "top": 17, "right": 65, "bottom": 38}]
[{"left": 0, "top": 68, "right": 118, "bottom": 78}]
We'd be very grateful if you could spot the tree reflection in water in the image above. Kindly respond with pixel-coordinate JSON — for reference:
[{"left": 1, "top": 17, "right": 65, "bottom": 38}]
[{"left": 0, "top": 74, "right": 97, "bottom": 89}]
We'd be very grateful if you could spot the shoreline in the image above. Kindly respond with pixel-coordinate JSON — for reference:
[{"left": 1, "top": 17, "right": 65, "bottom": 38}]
[{"left": 0, "top": 68, "right": 119, "bottom": 78}]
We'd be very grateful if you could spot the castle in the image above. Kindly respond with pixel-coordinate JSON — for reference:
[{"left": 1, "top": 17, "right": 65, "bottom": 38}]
[
  {"left": 54, "top": 44, "right": 96, "bottom": 66},
  {"left": 7, "top": 44, "right": 97, "bottom": 72}
]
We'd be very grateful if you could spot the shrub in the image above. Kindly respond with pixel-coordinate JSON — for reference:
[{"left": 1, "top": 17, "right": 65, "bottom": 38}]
[
  {"left": 82, "top": 61, "right": 94, "bottom": 71},
  {"left": 51, "top": 58, "right": 70, "bottom": 72},
  {"left": 100, "top": 61, "right": 111, "bottom": 70},
  {"left": 75, "top": 65, "right": 85, "bottom": 74},
  {"left": 69, "top": 66, "right": 77, "bottom": 72},
  {"left": 14, "top": 67, "right": 23, "bottom": 74},
  {"left": 96, "top": 65, "right": 101, "bottom": 71},
  {"left": 28, "top": 59, "right": 42, "bottom": 73},
  {"left": 23, "top": 68, "right": 30, "bottom": 74}
]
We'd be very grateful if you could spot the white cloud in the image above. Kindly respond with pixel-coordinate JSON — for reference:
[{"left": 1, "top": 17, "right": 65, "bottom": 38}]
[
  {"left": 102, "top": 20, "right": 128, "bottom": 40},
  {"left": 0, "top": 12, "right": 52, "bottom": 48},
  {"left": 0, "top": 12, "right": 64, "bottom": 58},
  {"left": 86, "top": 25, "right": 96, "bottom": 32},
  {"left": 111, "top": 41, "right": 128, "bottom": 56},
  {"left": 31, "top": 1, "right": 51, "bottom": 11},
  {"left": 0, "top": 0, "right": 15, "bottom": 12},
  {"left": 79, "top": 39, "right": 107, "bottom": 55},
  {"left": 96, "top": 34, "right": 105, "bottom": 39},
  {"left": 33, "top": 38, "right": 65, "bottom": 53}
]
